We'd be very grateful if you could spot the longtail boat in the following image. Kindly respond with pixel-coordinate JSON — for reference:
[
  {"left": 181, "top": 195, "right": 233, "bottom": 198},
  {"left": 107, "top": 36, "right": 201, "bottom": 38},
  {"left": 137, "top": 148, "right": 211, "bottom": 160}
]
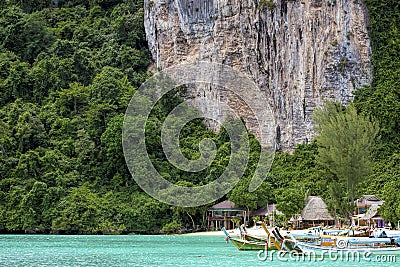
[
  {"left": 221, "top": 227, "right": 277, "bottom": 251},
  {"left": 261, "top": 222, "right": 283, "bottom": 250},
  {"left": 293, "top": 241, "right": 400, "bottom": 256},
  {"left": 238, "top": 225, "right": 269, "bottom": 243},
  {"left": 283, "top": 234, "right": 400, "bottom": 256},
  {"left": 229, "top": 237, "right": 269, "bottom": 251}
]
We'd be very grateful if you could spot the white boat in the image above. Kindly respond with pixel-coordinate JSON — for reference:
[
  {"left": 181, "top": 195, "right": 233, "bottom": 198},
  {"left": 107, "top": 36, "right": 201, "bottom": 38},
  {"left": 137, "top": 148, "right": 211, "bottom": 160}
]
[
  {"left": 371, "top": 228, "right": 400, "bottom": 238},
  {"left": 286, "top": 235, "right": 400, "bottom": 257},
  {"left": 293, "top": 241, "right": 400, "bottom": 256},
  {"left": 279, "top": 226, "right": 324, "bottom": 238}
]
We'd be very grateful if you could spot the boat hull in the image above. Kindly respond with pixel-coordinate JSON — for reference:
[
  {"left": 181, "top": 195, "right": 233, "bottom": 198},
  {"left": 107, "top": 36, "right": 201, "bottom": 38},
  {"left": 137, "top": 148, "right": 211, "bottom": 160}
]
[
  {"left": 229, "top": 238, "right": 270, "bottom": 251},
  {"left": 295, "top": 242, "right": 400, "bottom": 256},
  {"left": 243, "top": 233, "right": 266, "bottom": 242},
  {"left": 222, "top": 226, "right": 277, "bottom": 251}
]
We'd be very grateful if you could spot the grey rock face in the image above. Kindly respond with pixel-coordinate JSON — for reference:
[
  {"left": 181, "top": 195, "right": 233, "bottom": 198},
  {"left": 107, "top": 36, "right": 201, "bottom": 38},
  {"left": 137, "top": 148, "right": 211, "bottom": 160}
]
[{"left": 144, "top": 0, "right": 372, "bottom": 151}]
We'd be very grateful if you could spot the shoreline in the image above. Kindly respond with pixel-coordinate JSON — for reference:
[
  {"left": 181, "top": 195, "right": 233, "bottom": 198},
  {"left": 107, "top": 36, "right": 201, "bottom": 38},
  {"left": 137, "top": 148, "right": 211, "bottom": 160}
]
[
  {"left": 180, "top": 230, "right": 226, "bottom": 236},
  {"left": 0, "top": 229, "right": 230, "bottom": 236}
]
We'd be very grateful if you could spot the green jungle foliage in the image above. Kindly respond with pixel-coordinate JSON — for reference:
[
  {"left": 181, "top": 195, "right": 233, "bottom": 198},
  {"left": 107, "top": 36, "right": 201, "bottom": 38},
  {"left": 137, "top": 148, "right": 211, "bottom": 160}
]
[
  {"left": 354, "top": 0, "right": 400, "bottom": 224},
  {"left": 0, "top": 0, "right": 399, "bottom": 233}
]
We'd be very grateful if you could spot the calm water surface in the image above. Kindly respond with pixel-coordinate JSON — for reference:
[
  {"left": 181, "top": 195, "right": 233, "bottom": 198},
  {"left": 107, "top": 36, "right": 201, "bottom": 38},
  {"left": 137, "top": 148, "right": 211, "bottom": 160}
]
[{"left": 0, "top": 235, "right": 396, "bottom": 266}]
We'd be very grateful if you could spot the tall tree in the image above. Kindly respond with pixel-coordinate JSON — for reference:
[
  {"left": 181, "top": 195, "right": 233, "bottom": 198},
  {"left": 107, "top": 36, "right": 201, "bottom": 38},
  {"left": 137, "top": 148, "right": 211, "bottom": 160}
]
[{"left": 313, "top": 101, "right": 379, "bottom": 220}]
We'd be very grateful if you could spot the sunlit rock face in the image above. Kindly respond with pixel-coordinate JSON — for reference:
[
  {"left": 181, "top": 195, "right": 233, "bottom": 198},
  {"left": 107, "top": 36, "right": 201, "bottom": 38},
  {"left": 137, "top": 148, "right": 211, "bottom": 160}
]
[{"left": 144, "top": 0, "right": 371, "bottom": 151}]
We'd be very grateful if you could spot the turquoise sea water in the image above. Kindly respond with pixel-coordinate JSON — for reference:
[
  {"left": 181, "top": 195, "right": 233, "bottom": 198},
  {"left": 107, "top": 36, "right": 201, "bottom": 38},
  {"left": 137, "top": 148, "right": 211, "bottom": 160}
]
[{"left": 0, "top": 235, "right": 397, "bottom": 267}]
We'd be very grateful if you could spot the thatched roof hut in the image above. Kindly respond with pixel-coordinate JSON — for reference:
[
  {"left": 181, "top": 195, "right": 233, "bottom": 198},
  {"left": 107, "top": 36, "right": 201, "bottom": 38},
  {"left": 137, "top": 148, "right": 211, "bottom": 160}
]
[{"left": 300, "top": 196, "right": 334, "bottom": 227}]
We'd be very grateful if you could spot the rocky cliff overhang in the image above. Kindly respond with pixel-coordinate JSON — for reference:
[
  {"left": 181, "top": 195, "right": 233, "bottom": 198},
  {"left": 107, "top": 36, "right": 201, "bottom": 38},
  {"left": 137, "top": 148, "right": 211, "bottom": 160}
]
[{"left": 144, "top": 0, "right": 372, "bottom": 151}]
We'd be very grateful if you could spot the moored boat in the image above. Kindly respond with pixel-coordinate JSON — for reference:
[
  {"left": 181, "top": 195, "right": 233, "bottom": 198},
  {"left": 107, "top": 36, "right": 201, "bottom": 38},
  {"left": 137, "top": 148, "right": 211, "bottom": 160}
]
[
  {"left": 229, "top": 238, "right": 269, "bottom": 251},
  {"left": 221, "top": 227, "right": 277, "bottom": 251},
  {"left": 293, "top": 241, "right": 400, "bottom": 256},
  {"left": 370, "top": 228, "right": 400, "bottom": 238},
  {"left": 282, "top": 234, "right": 400, "bottom": 256},
  {"left": 260, "top": 222, "right": 284, "bottom": 250},
  {"left": 237, "top": 225, "right": 268, "bottom": 242},
  {"left": 242, "top": 232, "right": 267, "bottom": 243}
]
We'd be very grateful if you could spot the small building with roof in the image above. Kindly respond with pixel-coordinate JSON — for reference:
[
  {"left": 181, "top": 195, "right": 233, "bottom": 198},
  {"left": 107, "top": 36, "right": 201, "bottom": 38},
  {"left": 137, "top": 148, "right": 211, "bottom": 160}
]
[
  {"left": 207, "top": 200, "right": 247, "bottom": 230},
  {"left": 354, "top": 195, "right": 384, "bottom": 215},
  {"left": 353, "top": 195, "right": 385, "bottom": 227},
  {"left": 250, "top": 204, "right": 282, "bottom": 226},
  {"left": 299, "top": 196, "right": 335, "bottom": 229}
]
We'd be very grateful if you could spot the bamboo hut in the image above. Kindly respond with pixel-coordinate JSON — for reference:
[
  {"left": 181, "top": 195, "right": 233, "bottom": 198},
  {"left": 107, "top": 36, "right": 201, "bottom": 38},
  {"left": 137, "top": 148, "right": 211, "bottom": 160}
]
[{"left": 300, "top": 196, "right": 335, "bottom": 228}]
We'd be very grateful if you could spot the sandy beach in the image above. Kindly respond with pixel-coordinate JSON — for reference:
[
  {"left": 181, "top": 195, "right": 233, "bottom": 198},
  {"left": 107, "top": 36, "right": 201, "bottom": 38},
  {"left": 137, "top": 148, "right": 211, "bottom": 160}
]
[
  {"left": 182, "top": 226, "right": 268, "bottom": 237},
  {"left": 181, "top": 230, "right": 226, "bottom": 236}
]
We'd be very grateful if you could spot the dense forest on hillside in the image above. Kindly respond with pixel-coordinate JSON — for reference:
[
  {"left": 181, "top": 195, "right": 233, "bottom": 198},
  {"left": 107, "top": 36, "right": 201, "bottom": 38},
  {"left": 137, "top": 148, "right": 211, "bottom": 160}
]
[{"left": 0, "top": 0, "right": 399, "bottom": 234}]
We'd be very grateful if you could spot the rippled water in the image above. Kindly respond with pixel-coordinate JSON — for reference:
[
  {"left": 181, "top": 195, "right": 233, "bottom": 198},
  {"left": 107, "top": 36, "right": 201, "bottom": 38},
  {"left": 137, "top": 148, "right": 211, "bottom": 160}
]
[{"left": 0, "top": 235, "right": 396, "bottom": 266}]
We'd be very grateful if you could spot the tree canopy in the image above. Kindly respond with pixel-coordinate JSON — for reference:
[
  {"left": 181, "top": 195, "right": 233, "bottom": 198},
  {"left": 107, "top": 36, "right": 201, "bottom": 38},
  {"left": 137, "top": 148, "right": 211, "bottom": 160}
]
[{"left": 313, "top": 102, "right": 379, "bottom": 220}]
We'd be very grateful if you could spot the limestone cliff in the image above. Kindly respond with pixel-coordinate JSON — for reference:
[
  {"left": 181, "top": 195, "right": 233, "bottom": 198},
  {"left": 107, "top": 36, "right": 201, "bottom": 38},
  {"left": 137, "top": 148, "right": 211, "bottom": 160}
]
[{"left": 144, "top": 0, "right": 372, "bottom": 150}]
